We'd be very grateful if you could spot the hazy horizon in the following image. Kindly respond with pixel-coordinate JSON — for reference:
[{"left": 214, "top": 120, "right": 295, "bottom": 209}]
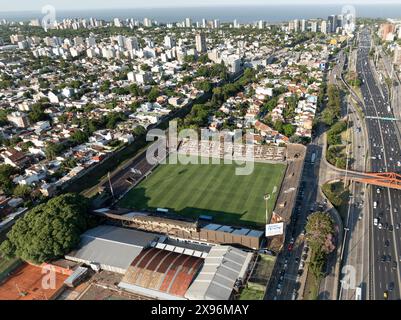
[{"left": 0, "top": 0, "right": 400, "bottom": 13}]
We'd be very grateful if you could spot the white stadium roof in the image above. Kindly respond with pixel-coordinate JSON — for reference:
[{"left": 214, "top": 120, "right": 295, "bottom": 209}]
[{"left": 184, "top": 245, "right": 253, "bottom": 300}]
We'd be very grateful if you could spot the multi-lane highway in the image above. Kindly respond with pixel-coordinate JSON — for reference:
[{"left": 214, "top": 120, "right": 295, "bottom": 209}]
[{"left": 357, "top": 29, "right": 401, "bottom": 300}]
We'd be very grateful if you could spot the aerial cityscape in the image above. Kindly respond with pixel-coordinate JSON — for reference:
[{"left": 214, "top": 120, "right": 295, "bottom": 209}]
[{"left": 0, "top": 0, "right": 400, "bottom": 309}]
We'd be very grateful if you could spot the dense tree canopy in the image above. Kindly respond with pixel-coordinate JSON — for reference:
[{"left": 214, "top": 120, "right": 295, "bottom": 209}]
[{"left": 0, "top": 193, "right": 91, "bottom": 264}]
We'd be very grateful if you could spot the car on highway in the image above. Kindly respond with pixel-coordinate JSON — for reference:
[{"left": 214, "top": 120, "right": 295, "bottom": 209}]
[
  {"left": 374, "top": 201, "right": 378, "bottom": 209},
  {"left": 377, "top": 188, "right": 380, "bottom": 194},
  {"left": 384, "top": 223, "right": 389, "bottom": 230},
  {"left": 392, "top": 261, "right": 397, "bottom": 270},
  {"left": 381, "top": 255, "right": 386, "bottom": 263},
  {"left": 384, "top": 291, "right": 388, "bottom": 300},
  {"left": 396, "top": 223, "right": 400, "bottom": 230},
  {"left": 387, "top": 255, "right": 392, "bottom": 263},
  {"left": 374, "top": 218, "right": 379, "bottom": 226},
  {"left": 388, "top": 282, "right": 394, "bottom": 292},
  {"left": 288, "top": 243, "right": 294, "bottom": 252},
  {"left": 378, "top": 223, "right": 383, "bottom": 230},
  {"left": 385, "top": 240, "right": 390, "bottom": 247},
  {"left": 389, "top": 225, "right": 394, "bottom": 232}
]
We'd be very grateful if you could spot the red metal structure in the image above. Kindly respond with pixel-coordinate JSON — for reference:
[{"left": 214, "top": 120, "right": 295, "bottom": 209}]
[{"left": 350, "top": 172, "right": 401, "bottom": 190}]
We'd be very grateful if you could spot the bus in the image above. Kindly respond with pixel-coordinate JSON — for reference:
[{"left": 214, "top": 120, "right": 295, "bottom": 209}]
[{"left": 355, "top": 286, "right": 362, "bottom": 300}]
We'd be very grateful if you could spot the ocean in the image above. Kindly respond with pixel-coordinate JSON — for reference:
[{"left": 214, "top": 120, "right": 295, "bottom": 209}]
[{"left": 0, "top": 4, "right": 400, "bottom": 23}]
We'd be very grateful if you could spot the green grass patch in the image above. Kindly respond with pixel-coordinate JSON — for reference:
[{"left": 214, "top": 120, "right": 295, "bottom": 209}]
[
  {"left": 304, "top": 270, "right": 322, "bottom": 300},
  {"left": 118, "top": 156, "right": 286, "bottom": 228},
  {"left": 239, "top": 282, "right": 265, "bottom": 300},
  {"left": 322, "top": 181, "right": 350, "bottom": 222}
]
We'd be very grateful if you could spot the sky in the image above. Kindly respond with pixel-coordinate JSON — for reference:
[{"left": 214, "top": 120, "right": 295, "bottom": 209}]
[{"left": 0, "top": 0, "right": 399, "bottom": 12}]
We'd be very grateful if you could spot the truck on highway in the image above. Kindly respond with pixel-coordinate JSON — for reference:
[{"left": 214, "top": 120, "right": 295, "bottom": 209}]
[{"left": 311, "top": 152, "right": 316, "bottom": 164}]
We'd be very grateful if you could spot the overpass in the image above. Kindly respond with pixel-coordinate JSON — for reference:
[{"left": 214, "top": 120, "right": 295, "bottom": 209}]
[{"left": 341, "top": 171, "right": 401, "bottom": 190}]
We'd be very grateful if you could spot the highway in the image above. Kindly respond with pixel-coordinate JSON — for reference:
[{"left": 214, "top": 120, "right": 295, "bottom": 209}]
[{"left": 356, "top": 29, "right": 401, "bottom": 300}]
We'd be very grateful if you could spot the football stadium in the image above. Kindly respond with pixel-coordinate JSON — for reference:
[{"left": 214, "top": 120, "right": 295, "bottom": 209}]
[{"left": 118, "top": 157, "right": 286, "bottom": 228}]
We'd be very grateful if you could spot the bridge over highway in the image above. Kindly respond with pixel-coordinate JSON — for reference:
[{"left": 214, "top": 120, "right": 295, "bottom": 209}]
[{"left": 343, "top": 171, "right": 401, "bottom": 190}]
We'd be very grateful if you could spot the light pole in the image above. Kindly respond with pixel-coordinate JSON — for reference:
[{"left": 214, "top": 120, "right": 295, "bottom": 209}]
[
  {"left": 264, "top": 193, "right": 271, "bottom": 225},
  {"left": 264, "top": 186, "right": 278, "bottom": 225}
]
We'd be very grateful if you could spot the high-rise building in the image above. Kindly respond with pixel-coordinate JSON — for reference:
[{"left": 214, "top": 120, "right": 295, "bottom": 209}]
[
  {"left": 185, "top": 18, "right": 192, "bottom": 28},
  {"left": 195, "top": 33, "right": 207, "bottom": 53},
  {"left": 73, "top": 36, "right": 84, "bottom": 46},
  {"left": 233, "top": 19, "right": 239, "bottom": 28},
  {"left": 300, "top": 19, "right": 306, "bottom": 32},
  {"left": 164, "top": 35, "right": 176, "bottom": 49},
  {"left": 114, "top": 18, "right": 122, "bottom": 27},
  {"left": 328, "top": 15, "right": 336, "bottom": 33},
  {"left": 379, "top": 23, "right": 396, "bottom": 41},
  {"left": 125, "top": 37, "right": 139, "bottom": 51},
  {"left": 258, "top": 20, "right": 264, "bottom": 30},
  {"left": 310, "top": 21, "right": 318, "bottom": 33},
  {"left": 320, "top": 20, "right": 328, "bottom": 34},
  {"left": 214, "top": 19, "right": 220, "bottom": 29},
  {"left": 293, "top": 19, "right": 299, "bottom": 32},
  {"left": 202, "top": 18, "right": 207, "bottom": 28},
  {"left": 143, "top": 18, "right": 152, "bottom": 27},
  {"left": 86, "top": 36, "right": 96, "bottom": 47}
]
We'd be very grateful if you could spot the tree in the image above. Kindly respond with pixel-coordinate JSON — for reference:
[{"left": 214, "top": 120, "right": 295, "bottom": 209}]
[
  {"left": 128, "top": 83, "right": 142, "bottom": 97},
  {"left": 305, "top": 211, "right": 335, "bottom": 253},
  {"left": 0, "top": 164, "right": 16, "bottom": 195},
  {"left": 28, "top": 103, "right": 48, "bottom": 123},
  {"left": 305, "top": 211, "right": 336, "bottom": 280},
  {"left": 140, "top": 64, "right": 151, "bottom": 71},
  {"left": 283, "top": 124, "right": 296, "bottom": 137},
  {"left": 133, "top": 125, "right": 146, "bottom": 137},
  {"left": 0, "top": 193, "right": 91, "bottom": 264},
  {"left": 70, "top": 129, "right": 89, "bottom": 145},
  {"left": 45, "top": 142, "right": 64, "bottom": 160},
  {"left": 148, "top": 86, "right": 160, "bottom": 102},
  {"left": 273, "top": 120, "right": 284, "bottom": 133},
  {"left": 0, "top": 109, "right": 9, "bottom": 126},
  {"left": 130, "top": 101, "right": 141, "bottom": 112},
  {"left": 13, "top": 185, "right": 32, "bottom": 199}
]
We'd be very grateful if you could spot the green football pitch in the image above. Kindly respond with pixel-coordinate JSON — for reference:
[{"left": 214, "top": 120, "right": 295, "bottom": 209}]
[{"left": 118, "top": 157, "right": 286, "bottom": 228}]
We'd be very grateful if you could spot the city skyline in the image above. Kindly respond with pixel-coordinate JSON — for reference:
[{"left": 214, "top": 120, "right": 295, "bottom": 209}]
[{"left": 0, "top": 0, "right": 400, "bottom": 12}]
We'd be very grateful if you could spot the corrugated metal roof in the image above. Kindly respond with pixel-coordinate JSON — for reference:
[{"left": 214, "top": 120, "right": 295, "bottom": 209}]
[
  {"left": 185, "top": 245, "right": 253, "bottom": 300},
  {"left": 65, "top": 226, "right": 158, "bottom": 272},
  {"left": 121, "top": 248, "right": 204, "bottom": 297}
]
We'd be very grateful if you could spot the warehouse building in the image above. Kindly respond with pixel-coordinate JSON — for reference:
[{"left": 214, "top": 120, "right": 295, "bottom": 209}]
[{"left": 65, "top": 225, "right": 159, "bottom": 274}]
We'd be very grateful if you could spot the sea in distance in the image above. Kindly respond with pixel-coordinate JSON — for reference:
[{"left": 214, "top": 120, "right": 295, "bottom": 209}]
[{"left": 0, "top": 4, "right": 400, "bottom": 23}]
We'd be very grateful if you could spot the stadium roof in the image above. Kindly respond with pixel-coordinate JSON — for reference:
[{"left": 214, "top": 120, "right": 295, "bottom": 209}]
[
  {"left": 65, "top": 225, "right": 158, "bottom": 273},
  {"left": 184, "top": 245, "right": 253, "bottom": 300},
  {"left": 119, "top": 247, "right": 204, "bottom": 299}
]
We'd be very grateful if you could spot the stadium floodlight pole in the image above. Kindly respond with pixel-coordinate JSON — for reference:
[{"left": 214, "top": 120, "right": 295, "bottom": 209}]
[
  {"left": 108, "top": 172, "right": 115, "bottom": 201},
  {"left": 264, "top": 193, "right": 271, "bottom": 225}
]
